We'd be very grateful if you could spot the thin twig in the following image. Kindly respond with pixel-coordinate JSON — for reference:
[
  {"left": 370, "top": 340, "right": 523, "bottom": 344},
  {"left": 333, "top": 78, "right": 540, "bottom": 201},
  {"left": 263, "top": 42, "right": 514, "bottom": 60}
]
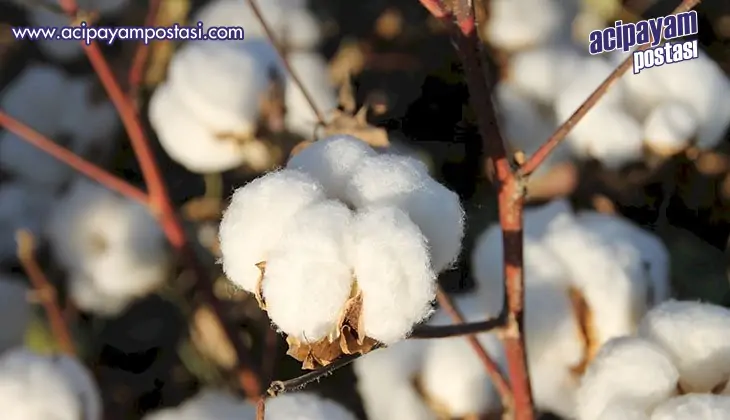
[
  {"left": 0, "top": 112, "right": 148, "bottom": 205},
  {"left": 128, "top": 0, "right": 162, "bottom": 98},
  {"left": 519, "top": 0, "right": 703, "bottom": 177},
  {"left": 410, "top": 315, "right": 504, "bottom": 338},
  {"left": 246, "top": 0, "right": 327, "bottom": 127},
  {"left": 56, "top": 0, "right": 264, "bottom": 399},
  {"left": 256, "top": 396, "right": 266, "bottom": 420},
  {"left": 435, "top": 289, "right": 513, "bottom": 412},
  {"left": 262, "top": 328, "right": 279, "bottom": 384},
  {"left": 16, "top": 230, "right": 76, "bottom": 356}
]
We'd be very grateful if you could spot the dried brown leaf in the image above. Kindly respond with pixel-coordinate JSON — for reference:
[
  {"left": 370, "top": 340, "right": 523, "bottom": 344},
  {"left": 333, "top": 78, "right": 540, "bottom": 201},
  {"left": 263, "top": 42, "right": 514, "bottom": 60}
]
[
  {"left": 322, "top": 108, "right": 390, "bottom": 148},
  {"left": 329, "top": 40, "right": 366, "bottom": 87},
  {"left": 254, "top": 262, "right": 267, "bottom": 310},
  {"left": 568, "top": 286, "right": 599, "bottom": 376},
  {"left": 190, "top": 305, "right": 238, "bottom": 369}
]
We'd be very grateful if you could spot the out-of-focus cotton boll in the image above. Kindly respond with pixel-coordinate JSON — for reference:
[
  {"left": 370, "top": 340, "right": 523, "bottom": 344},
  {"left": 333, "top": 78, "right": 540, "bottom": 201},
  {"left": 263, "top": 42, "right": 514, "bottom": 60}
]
[
  {"left": 0, "top": 276, "right": 30, "bottom": 354},
  {"left": 26, "top": 10, "right": 82, "bottom": 62},
  {"left": 485, "top": 0, "right": 572, "bottom": 51},
  {"left": 284, "top": 52, "right": 338, "bottom": 139},
  {"left": 263, "top": 200, "right": 353, "bottom": 341},
  {"left": 349, "top": 206, "right": 436, "bottom": 344},
  {"left": 143, "top": 390, "right": 255, "bottom": 419},
  {"left": 611, "top": 50, "right": 669, "bottom": 120},
  {"left": 575, "top": 211, "right": 670, "bottom": 305},
  {"left": 509, "top": 46, "right": 584, "bottom": 104},
  {"left": 46, "top": 179, "right": 171, "bottom": 315},
  {"left": 282, "top": 7, "right": 322, "bottom": 51},
  {"left": 576, "top": 337, "right": 679, "bottom": 420},
  {"left": 651, "top": 394, "right": 730, "bottom": 420},
  {"left": 354, "top": 340, "right": 432, "bottom": 420},
  {"left": 59, "top": 77, "right": 119, "bottom": 161},
  {"left": 66, "top": 276, "right": 130, "bottom": 317},
  {"left": 148, "top": 82, "right": 250, "bottom": 173},
  {"left": 266, "top": 392, "right": 357, "bottom": 420},
  {"left": 0, "top": 131, "right": 75, "bottom": 190},
  {"left": 638, "top": 300, "right": 730, "bottom": 393},
  {"left": 643, "top": 102, "right": 698, "bottom": 157},
  {"left": 419, "top": 294, "right": 504, "bottom": 417},
  {"left": 345, "top": 154, "right": 465, "bottom": 273},
  {"left": 286, "top": 135, "right": 377, "bottom": 202},
  {"left": 218, "top": 169, "right": 326, "bottom": 292},
  {"left": 166, "top": 41, "right": 271, "bottom": 135},
  {"left": 0, "top": 182, "right": 53, "bottom": 262},
  {"left": 652, "top": 55, "right": 730, "bottom": 150},
  {"left": 0, "top": 348, "right": 102, "bottom": 420},
  {"left": 17, "top": 0, "right": 130, "bottom": 16}
]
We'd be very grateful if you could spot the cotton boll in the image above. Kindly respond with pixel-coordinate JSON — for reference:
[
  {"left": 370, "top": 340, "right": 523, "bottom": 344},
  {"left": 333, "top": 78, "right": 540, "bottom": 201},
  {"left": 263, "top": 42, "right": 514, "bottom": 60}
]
[
  {"left": 143, "top": 390, "right": 255, "bottom": 419},
  {"left": 349, "top": 206, "right": 436, "bottom": 344},
  {"left": 0, "top": 182, "right": 53, "bottom": 262},
  {"left": 26, "top": 9, "right": 82, "bottom": 62},
  {"left": 575, "top": 212, "right": 670, "bottom": 305},
  {"left": 0, "top": 131, "right": 76, "bottom": 190},
  {"left": 345, "top": 154, "right": 465, "bottom": 273},
  {"left": 651, "top": 394, "right": 730, "bottom": 420},
  {"left": 284, "top": 52, "right": 338, "bottom": 139},
  {"left": 218, "top": 169, "right": 326, "bottom": 292},
  {"left": 354, "top": 340, "right": 432, "bottom": 420},
  {"left": 58, "top": 77, "right": 119, "bottom": 160},
  {"left": 0, "top": 348, "right": 102, "bottom": 420},
  {"left": 576, "top": 337, "right": 679, "bottom": 420},
  {"left": 643, "top": 102, "right": 699, "bottom": 157},
  {"left": 262, "top": 200, "right": 353, "bottom": 341},
  {"left": 66, "top": 276, "right": 131, "bottom": 317},
  {"left": 611, "top": 51, "right": 668, "bottom": 120},
  {"left": 508, "top": 46, "right": 584, "bottom": 104},
  {"left": 485, "top": 0, "right": 571, "bottom": 51},
  {"left": 266, "top": 393, "right": 357, "bottom": 420},
  {"left": 0, "top": 276, "right": 30, "bottom": 354},
  {"left": 148, "top": 82, "right": 252, "bottom": 173},
  {"left": 283, "top": 7, "right": 322, "bottom": 51},
  {"left": 286, "top": 135, "right": 377, "bottom": 201},
  {"left": 596, "top": 403, "right": 649, "bottom": 420},
  {"left": 193, "top": 0, "right": 289, "bottom": 41},
  {"left": 166, "top": 41, "right": 271, "bottom": 135},
  {"left": 638, "top": 300, "right": 730, "bottom": 393}
]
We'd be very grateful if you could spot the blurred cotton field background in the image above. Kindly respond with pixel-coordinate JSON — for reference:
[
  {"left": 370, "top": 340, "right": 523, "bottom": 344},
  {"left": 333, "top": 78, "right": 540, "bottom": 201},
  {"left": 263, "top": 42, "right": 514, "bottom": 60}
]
[{"left": 0, "top": 0, "right": 729, "bottom": 419}]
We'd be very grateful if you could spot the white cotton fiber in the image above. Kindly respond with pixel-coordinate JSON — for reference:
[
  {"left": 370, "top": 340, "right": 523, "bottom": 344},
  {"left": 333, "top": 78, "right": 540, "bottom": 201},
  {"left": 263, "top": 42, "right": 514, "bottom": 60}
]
[
  {"left": 638, "top": 300, "right": 730, "bottom": 393},
  {"left": 262, "top": 200, "right": 354, "bottom": 342},
  {"left": 0, "top": 348, "right": 102, "bottom": 420},
  {"left": 266, "top": 392, "right": 357, "bottom": 420},
  {"left": 576, "top": 337, "right": 679, "bottom": 420},
  {"left": 345, "top": 154, "right": 465, "bottom": 273},
  {"left": 643, "top": 102, "right": 699, "bottom": 156},
  {"left": 651, "top": 394, "right": 730, "bottom": 420},
  {"left": 286, "top": 134, "right": 377, "bottom": 202},
  {"left": 142, "top": 390, "right": 254, "bottom": 419},
  {"left": 509, "top": 45, "right": 584, "bottom": 104},
  {"left": 284, "top": 52, "right": 338, "bottom": 138},
  {"left": 349, "top": 206, "right": 436, "bottom": 344},
  {"left": 218, "top": 169, "right": 326, "bottom": 292}
]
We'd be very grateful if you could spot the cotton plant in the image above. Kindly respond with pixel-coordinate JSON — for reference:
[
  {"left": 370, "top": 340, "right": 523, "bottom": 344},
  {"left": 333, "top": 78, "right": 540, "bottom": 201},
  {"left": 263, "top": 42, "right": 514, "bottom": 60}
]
[
  {"left": 149, "top": 39, "right": 285, "bottom": 174},
  {"left": 144, "top": 390, "right": 355, "bottom": 420},
  {"left": 0, "top": 276, "right": 31, "bottom": 354},
  {"left": 45, "top": 178, "right": 172, "bottom": 316},
  {"left": 0, "top": 347, "right": 102, "bottom": 420},
  {"left": 0, "top": 182, "right": 54, "bottom": 263},
  {"left": 218, "top": 135, "right": 464, "bottom": 368},
  {"left": 15, "top": 0, "right": 130, "bottom": 62},
  {"left": 576, "top": 300, "right": 730, "bottom": 419},
  {"left": 470, "top": 199, "right": 670, "bottom": 418},
  {"left": 554, "top": 56, "right": 645, "bottom": 169}
]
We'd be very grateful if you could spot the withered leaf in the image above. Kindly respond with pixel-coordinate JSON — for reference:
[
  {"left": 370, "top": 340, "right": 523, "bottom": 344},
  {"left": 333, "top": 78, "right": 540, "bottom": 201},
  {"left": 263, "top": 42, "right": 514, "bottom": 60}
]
[
  {"left": 322, "top": 107, "right": 390, "bottom": 148},
  {"left": 568, "top": 286, "right": 599, "bottom": 376},
  {"left": 254, "top": 262, "right": 267, "bottom": 310}
]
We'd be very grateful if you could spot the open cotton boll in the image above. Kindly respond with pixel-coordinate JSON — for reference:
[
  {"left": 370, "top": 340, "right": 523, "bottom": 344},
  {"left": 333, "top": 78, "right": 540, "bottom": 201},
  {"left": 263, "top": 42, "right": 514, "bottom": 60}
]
[
  {"left": 596, "top": 403, "right": 650, "bottom": 420},
  {"left": 219, "top": 169, "right": 326, "bottom": 292},
  {"left": 419, "top": 294, "right": 505, "bottom": 417},
  {"left": 143, "top": 390, "right": 255, "bottom": 419},
  {"left": 555, "top": 56, "right": 627, "bottom": 115},
  {"left": 149, "top": 82, "right": 253, "bottom": 173},
  {"left": 354, "top": 340, "right": 433, "bottom": 420},
  {"left": 282, "top": 7, "right": 322, "bottom": 51},
  {"left": 284, "top": 52, "right": 338, "bottom": 138},
  {"left": 0, "top": 276, "right": 30, "bottom": 354},
  {"left": 0, "top": 182, "right": 53, "bottom": 262},
  {"left": 165, "top": 41, "right": 272, "bottom": 135},
  {"left": 266, "top": 392, "right": 357, "bottom": 420},
  {"left": 26, "top": 9, "right": 82, "bottom": 62},
  {"left": 58, "top": 77, "right": 119, "bottom": 160},
  {"left": 193, "top": 0, "right": 292, "bottom": 40},
  {"left": 651, "top": 394, "right": 730, "bottom": 420},
  {"left": 575, "top": 212, "right": 670, "bottom": 305},
  {"left": 262, "top": 200, "right": 353, "bottom": 341},
  {"left": 345, "top": 154, "right": 465, "bottom": 273},
  {"left": 610, "top": 50, "right": 668, "bottom": 120},
  {"left": 286, "top": 135, "right": 377, "bottom": 202},
  {"left": 643, "top": 102, "right": 698, "bottom": 157},
  {"left": 349, "top": 206, "right": 436, "bottom": 344},
  {"left": 66, "top": 276, "right": 132, "bottom": 317},
  {"left": 485, "top": 0, "right": 570, "bottom": 51},
  {"left": 508, "top": 46, "right": 584, "bottom": 104},
  {"left": 544, "top": 214, "right": 649, "bottom": 343},
  {"left": 0, "top": 348, "right": 102, "bottom": 420},
  {"left": 576, "top": 337, "right": 679, "bottom": 420},
  {"left": 0, "top": 131, "right": 75, "bottom": 190},
  {"left": 638, "top": 300, "right": 730, "bottom": 393}
]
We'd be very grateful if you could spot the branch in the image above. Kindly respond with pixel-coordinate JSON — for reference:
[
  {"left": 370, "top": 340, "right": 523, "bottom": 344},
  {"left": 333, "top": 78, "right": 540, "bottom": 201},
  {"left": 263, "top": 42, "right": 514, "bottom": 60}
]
[
  {"left": 56, "top": 0, "right": 264, "bottom": 399},
  {"left": 16, "top": 230, "right": 76, "bottom": 356},
  {"left": 519, "top": 0, "right": 703, "bottom": 176},
  {"left": 128, "top": 0, "right": 163, "bottom": 98},
  {"left": 0, "top": 112, "right": 148, "bottom": 205},
  {"left": 410, "top": 314, "right": 504, "bottom": 338},
  {"left": 246, "top": 0, "right": 327, "bottom": 127}
]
